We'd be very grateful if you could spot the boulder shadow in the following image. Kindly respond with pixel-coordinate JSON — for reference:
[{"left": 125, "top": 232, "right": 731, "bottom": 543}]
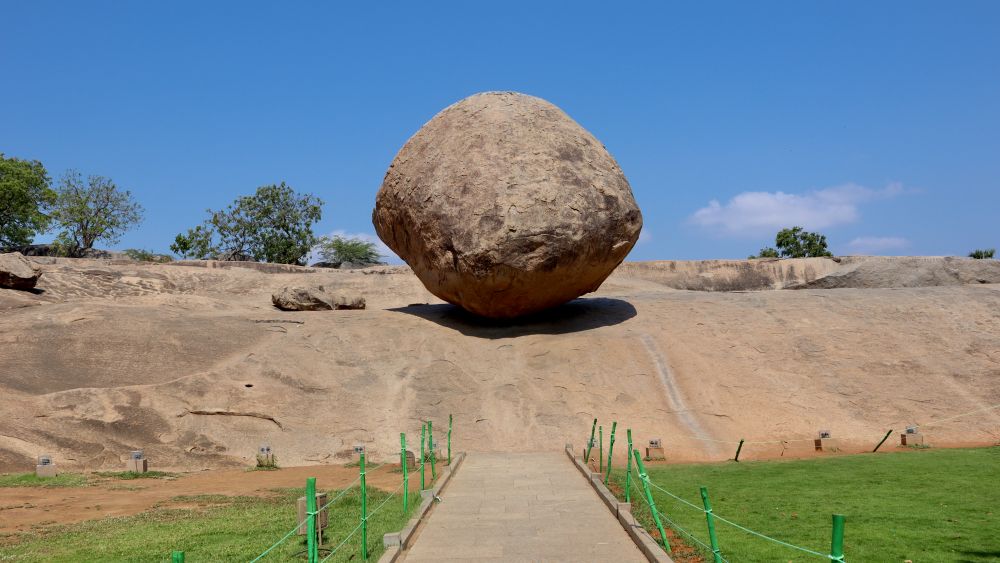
[{"left": 388, "top": 297, "right": 637, "bottom": 339}]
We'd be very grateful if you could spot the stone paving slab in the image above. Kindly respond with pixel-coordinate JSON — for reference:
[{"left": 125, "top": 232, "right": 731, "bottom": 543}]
[{"left": 401, "top": 452, "right": 646, "bottom": 562}]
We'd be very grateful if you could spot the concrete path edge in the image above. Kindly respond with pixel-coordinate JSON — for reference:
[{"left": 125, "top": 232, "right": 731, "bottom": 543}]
[
  {"left": 377, "top": 452, "right": 466, "bottom": 563},
  {"left": 564, "top": 445, "right": 674, "bottom": 563}
]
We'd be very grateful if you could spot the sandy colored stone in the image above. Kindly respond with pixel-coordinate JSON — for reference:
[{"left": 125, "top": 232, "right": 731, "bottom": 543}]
[
  {"left": 0, "top": 252, "right": 41, "bottom": 290},
  {"left": 373, "top": 91, "right": 642, "bottom": 318},
  {"left": 271, "top": 286, "right": 365, "bottom": 311},
  {"left": 788, "top": 255, "right": 1000, "bottom": 289},
  {"left": 0, "top": 257, "right": 998, "bottom": 474}
]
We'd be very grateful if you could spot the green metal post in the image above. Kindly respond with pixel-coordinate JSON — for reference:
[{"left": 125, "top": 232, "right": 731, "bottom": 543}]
[
  {"left": 448, "top": 414, "right": 453, "bottom": 465},
  {"left": 401, "top": 433, "right": 408, "bottom": 513},
  {"left": 830, "top": 514, "right": 846, "bottom": 562},
  {"left": 171, "top": 551, "right": 185, "bottom": 563},
  {"left": 873, "top": 429, "right": 893, "bottom": 453},
  {"left": 585, "top": 418, "right": 597, "bottom": 462},
  {"left": 306, "top": 477, "right": 318, "bottom": 563},
  {"left": 700, "top": 486, "right": 723, "bottom": 563},
  {"left": 604, "top": 421, "right": 617, "bottom": 485},
  {"left": 599, "top": 425, "right": 603, "bottom": 472},
  {"left": 633, "top": 449, "right": 671, "bottom": 553},
  {"left": 734, "top": 439, "right": 745, "bottom": 462},
  {"left": 361, "top": 453, "right": 368, "bottom": 561},
  {"left": 625, "top": 429, "right": 633, "bottom": 503},
  {"left": 420, "top": 422, "right": 426, "bottom": 490},
  {"left": 429, "top": 420, "right": 437, "bottom": 480}
]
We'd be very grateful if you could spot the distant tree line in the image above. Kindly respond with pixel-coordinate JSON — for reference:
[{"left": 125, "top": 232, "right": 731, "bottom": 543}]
[
  {"left": 1, "top": 154, "right": 143, "bottom": 257},
  {"left": 749, "top": 225, "right": 995, "bottom": 260},
  {"left": 170, "top": 184, "right": 383, "bottom": 266},
  {"left": 2, "top": 152, "right": 387, "bottom": 266}
]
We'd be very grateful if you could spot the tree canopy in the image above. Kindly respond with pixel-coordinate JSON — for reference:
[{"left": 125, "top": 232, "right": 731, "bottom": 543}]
[
  {"left": 749, "top": 247, "right": 780, "bottom": 259},
  {"left": 0, "top": 154, "right": 54, "bottom": 248},
  {"left": 50, "top": 171, "right": 144, "bottom": 257},
  {"left": 316, "top": 235, "right": 383, "bottom": 265},
  {"left": 171, "top": 183, "right": 323, "bottom": 265},
  {"left": 751, "top": 226, "right": 833, "bottom": 259},
  {"left": 969, "top": 248, "right": 995, "bottom": 259}
]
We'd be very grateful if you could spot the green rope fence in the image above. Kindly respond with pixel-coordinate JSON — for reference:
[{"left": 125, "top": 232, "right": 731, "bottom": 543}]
[
  {"left": 172, "top": 414, "right": 453, "bottom": 562},
  {"left": 318, "top": 479, "right": 406, "bottom": 563},
  {"left": 592, "top": 418, "right": 847, "bottom": 562},
  {"left": 581, "top": 404, "right": 1000, "bottom": 560},
  {"left": 634, "top": 461, "right": 845, "bottom": 561},
  {"left": 247, "top": 476, "right": 362, "bottom": 563}
]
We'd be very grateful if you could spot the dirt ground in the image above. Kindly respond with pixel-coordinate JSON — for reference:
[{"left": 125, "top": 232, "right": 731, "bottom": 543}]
[{"left": 0, "top": 462, "right": 418, "bottom": 533}]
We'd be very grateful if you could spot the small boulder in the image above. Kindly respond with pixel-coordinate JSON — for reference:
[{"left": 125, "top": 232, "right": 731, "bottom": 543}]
[
  {"left": 271, "top": 286, "right": 366, "bottom": 311},
  {"left": 0, "top": 252, "right": 42, "bottom": 290}
]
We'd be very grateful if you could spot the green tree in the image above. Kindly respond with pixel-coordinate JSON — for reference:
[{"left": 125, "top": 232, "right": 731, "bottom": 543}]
[
  {"left": 170, "top": 224, "right": 215, "bottom": 260},
  {"left": 316, "top": 235, "right": 383, "bottom": 265},
  {"left": 123, "top": 248, "right": 173, "bottom": 263},
  {"left": 171, "top": 183, "right": 323, "bottom": 265},
  {"left": 50, "top": 171, "right": 144, "bottom": 257},
  {"left": 969, "top": 248, "right": 995, "bottom": 259},
  {"left": 773, "top": 226, "right": 832, "bottom": 258},
  {"left": 0, "top": 154, "right": 54, "bottom": 248},
  {"left": 749, "top": 247, "right": 780, "bottom": 259}
]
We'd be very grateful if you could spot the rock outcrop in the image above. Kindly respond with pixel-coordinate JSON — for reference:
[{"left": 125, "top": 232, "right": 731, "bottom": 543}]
[
  {"left": 271, "top": 286, "right": 365, "bottom": 311},
  {"left": 373, "top": 91, "right": 642, "bottom": 318},
  {"left": 788, "top": 256, "right": 1000, "bottom": 289},
  {"left": 0, "top": 252, "right": 42, "bottom": 290}
]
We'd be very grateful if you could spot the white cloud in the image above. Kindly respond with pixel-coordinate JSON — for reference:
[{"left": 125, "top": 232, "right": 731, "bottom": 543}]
[
  {"left": 689, "top": 182, "right": 905, "bottom": 236},
  {"left": 846, "top": 236, "right": 910, "bottom": 255},
  {"left": 309, "top": 230, "right": 402, "bottom": 265}
]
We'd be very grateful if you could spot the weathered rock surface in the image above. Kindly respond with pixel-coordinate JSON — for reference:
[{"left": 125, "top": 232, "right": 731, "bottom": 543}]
[
  {"left": 2, "top": 257, "right": 999, "bottom": 474},
  {"left": 0, "top": 252, "right": 42, "bottom": 290},
  {"left": 271, "top": 286, "right": 365, "bottom": 311},
  {"left": 788, "top": 256, "right": 1000, "bottom": 289},
  {"left": 373, "top": 91, "right": 642, "bottom": 318}
]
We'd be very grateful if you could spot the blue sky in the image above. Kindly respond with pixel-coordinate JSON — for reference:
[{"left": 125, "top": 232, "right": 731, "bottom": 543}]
[{"left": 3, "top": 2, "right": 998, "bottom": 261}]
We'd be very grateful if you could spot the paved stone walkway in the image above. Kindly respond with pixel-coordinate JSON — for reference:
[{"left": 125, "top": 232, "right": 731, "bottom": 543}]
[{"left": 401, "top": 452, "right": 645, "bottom": 562}]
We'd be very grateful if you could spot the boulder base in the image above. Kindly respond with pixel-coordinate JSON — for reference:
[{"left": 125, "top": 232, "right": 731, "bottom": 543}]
[
  {"left": 373, "top": 91, "right": 642, "bottom": 318},
  {"left": 271, "top": 286, "right": 365, "bottom": 311},
  {"left": 0, "top": 252, "right": 42, "bottom": 290}
]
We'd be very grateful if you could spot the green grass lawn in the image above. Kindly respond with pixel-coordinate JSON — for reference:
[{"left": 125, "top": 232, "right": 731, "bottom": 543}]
[
  {"left": 609, "top": 447, "right": 1000, "bottom": 562},
  {"left": 0, "top": 473, "right": 88, "bottom": 488},
  {"left": 0, "top": 471, "right": 176, "bottom": 488},
  {"left": 1, "top": 484, "right": 416, "bottom": 562}
]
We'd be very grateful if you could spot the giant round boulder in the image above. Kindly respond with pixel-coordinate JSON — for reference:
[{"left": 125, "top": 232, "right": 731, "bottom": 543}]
[{"left": 372, "top": 91, "right": 642, "bottom": 318}]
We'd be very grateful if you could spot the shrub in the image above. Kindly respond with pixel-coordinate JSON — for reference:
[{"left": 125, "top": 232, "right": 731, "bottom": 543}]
[
  {"left": 315, "top": 235, "right": 383, "bottom": 266},
  {"left": 172, "top": 183, "right": 322, "bottom": 265},
  {"left": 255, "top": 453, "right": 279, "bottom": 470},
  {"left": 750, "top": 247, "right": 780, "bottom": 259},
  {"left": 969, "top": 248, "right": 995, "bottom": 259},
  {"left": 123, "top": 249, "right": 173, "bottom": 263}
]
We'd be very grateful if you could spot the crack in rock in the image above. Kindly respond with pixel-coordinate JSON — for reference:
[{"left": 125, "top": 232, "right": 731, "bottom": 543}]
[{"left": 183, "top": 409, "right": 283, "bottom": 429}]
